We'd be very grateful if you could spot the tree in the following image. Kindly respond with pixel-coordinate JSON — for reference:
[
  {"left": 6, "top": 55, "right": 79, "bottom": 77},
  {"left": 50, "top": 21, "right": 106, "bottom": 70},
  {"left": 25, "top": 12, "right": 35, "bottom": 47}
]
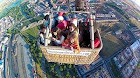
[
  {"left": 60, "top": 76, "right": 63, "bottom": 78},
  {"left": 51, "top": 66, "right": 55, "bottom": 72},
  {"left": 38, "top": 52, "right": 42, "bottom": 58},
  {"left": 72, "top": 65, "right": 75, "bottom": 68},
  {"left": 33, "top": 43, "right": 36, "bottom": 48},
  {"left": 73, "top": 76, "right": 76, "bottom": 78},
  {"left": 54, "top": 71, "right": 59, "bottom": 77},
  {"left": 30, "top": 47, "right": 34, "bottom": 53},
  {"left": 68, "top": 64, "right": 72, "bottom": 69},
  {"left": 66, "top": 72, "right": 71, "bottom": 78},
  {"left": 60, "top": 66, "right": 63, "bottom": 71},
  {"left": 46, "top": 73, "right": 50, "bottom": 78},
  {"left": 64, "top": 65, "right": 67, "bottom": 70}
]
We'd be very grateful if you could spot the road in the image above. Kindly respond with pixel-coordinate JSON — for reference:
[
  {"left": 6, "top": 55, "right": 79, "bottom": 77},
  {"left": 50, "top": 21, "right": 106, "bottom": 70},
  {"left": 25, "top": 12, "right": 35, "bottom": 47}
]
[
  {"left": 4, "top": 34, "right": 15, "bottom": 78},
  {"left": 4, "top": 34, "right": 20, "bottom": 78},
  {"left": 4, "top": 34, "right": 35, "bottom": 78},
  {"left": 3, "top": 10, "right": 40, "bottom": 78},
  {"left": 16, "top": 35, "right": 34, "bottom": 78}
]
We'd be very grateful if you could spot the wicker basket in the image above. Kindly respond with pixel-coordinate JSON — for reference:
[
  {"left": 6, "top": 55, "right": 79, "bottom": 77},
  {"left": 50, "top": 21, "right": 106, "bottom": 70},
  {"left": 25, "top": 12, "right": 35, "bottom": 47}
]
[{"left": 40, "top": 30, "right": 103, "bottom": 65}]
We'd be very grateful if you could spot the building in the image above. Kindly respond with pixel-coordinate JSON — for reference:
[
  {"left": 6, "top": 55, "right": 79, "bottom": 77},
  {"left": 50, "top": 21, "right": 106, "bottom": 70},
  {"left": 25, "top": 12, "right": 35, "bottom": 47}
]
[
  {"left": 115, "top": 30, "right": 122, "bottom": 35},
  {"left": 77, "top": 56, "right": 111, "bottom": 78},
  {"left": 96, "top": 13, "right": 116, "bottom": 18},
  {"left": 113, "top": 41, "right": 139, "bottom": 78},
  {"left": 113, "top": 48, "right": 132, "bottom": 68},
  {"left": 130, "top": 40, "right": 140, "bottom": 61},
  {"left": 96, "top": 12, "right": 119, "bottom": 23},
  {"left": 96, "top": 17, "right": 119, "bottom": 23},
  {"left": 29, "top": 0, "right": 37, "bottom": 4},
  {"left": 122, "top": 57, "right": 138, "bottom": 78},
  {"left": 85, "top": 66, "right": 111, "bottom": 78},
  {"left": 132, "top": 68, "right": 140, "bottom": 78},
  {"left": 0, "top": 16, "right": 14, "bottom": 33},
  {"left": 33, "top": 5, "right": 46, "bottom": 16},
  {"left": 130, "top": 27, "right": 140, "bottom": 39}
]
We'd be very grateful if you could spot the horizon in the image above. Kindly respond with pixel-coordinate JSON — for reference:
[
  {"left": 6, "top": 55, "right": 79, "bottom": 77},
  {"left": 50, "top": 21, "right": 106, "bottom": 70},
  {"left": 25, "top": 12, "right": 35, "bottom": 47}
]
[{"left": 131, "top": 0, "right": 140, "bottom": 7}]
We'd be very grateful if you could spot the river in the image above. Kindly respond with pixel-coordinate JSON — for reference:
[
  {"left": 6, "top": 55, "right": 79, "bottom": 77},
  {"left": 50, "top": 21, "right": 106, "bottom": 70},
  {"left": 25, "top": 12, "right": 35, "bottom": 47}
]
[
  {"left": 0, "top": 0, "right": 53, "bottom": 19},
  {"left": 0, "top": 0, "right": 24, "bottom": 18}
]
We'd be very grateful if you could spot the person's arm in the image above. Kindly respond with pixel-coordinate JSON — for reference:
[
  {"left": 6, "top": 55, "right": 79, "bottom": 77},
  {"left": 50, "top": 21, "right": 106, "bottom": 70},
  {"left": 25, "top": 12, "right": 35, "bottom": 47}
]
[
  {"left": 40, "top": 34, "right": 45, "bottom": 44},
  {"left": 62, "top": 37, "right": 70, "bottom": 48},
  {"left": 53, "top": 36, "right": 65, "bottom": 45}
]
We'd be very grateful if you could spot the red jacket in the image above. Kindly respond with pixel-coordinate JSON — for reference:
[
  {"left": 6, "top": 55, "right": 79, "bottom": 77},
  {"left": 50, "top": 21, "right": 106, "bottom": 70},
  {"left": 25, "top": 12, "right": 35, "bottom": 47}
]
[{"left": 62, "top": 34, "right": 80, "bottom": 54}]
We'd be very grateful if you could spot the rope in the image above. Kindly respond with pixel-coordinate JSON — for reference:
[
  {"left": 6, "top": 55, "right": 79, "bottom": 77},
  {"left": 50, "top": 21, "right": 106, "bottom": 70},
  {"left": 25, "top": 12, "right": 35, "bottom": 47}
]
[
  {"left": 95, "top": 0, "right": 104, "bottom": 18},
  {"left": 86, "top": 0, "right": 104, "bottom": 22}
]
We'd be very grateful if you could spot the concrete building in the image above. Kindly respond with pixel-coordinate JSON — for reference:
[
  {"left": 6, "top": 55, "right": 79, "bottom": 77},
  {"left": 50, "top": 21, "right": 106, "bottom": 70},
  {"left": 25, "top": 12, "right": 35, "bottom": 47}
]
[
  {"left": 130, "top": 40, "right": 140, "bottom": 61},
  {"left": 113, "top": 47, "right": 133, "bottom": 68},
  {"left": 130, "top": 27, "right": 140, "bottom": 39},
  {"left": 122, "top": 57, "right": 138, "bottom": 78},
  {"left": 115, "top": 30, "right": 122, "bottom": 35},
  {"left": 77, "top": 56, "right": 111, "bottom": 78},
  {"left": 85, "top": 66, "right": 111, "bottom": 78},
  {"left": 0, "top": 16, "right": 14, "bottom": 33},
  {"left": 29, "top": 0, "right": 37, "bottom": 4},
  {"left": 113, "top": 40, "right": 139, "bottom": 78}
]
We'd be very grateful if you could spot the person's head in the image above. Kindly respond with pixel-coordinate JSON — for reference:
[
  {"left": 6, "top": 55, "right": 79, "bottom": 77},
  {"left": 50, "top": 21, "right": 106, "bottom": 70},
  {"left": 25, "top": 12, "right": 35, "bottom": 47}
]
[
  {"left": 52, "top": 27, "right": 58, "bottom": 35},
  {"left": 58, "top": 16, "right": 64, "bottom": 23},
  {"left": 40, "top": 25, "right": 46, "bottom": 33},
  {"left": 69, "top": 31, "right": 78, "bottom": 42},
  {"left": 44, "top": 15, "right": 49, "bottom": 20},
  {"left": 69, "top": 23, "right": 77, "bottom": 32},
  {"left": 71, "top": 18, "right": 77, "bottom": 27},
  {"left": 40, "top": 25, "right": 46, "bottom": 30}
]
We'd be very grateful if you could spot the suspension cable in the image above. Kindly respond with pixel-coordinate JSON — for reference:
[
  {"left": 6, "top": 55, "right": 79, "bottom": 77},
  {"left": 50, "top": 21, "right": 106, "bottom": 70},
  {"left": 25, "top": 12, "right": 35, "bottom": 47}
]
[{"left": 95, "top": 0, "right": 104, "bottom": 18}]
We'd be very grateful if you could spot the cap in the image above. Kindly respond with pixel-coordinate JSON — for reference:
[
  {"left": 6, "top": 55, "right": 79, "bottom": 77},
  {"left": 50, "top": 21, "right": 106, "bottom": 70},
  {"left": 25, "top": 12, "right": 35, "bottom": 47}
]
[
  {"left": 72, "top": 15, "right": 77, "bottom": 18},
  {"left": 58, "top": 16, "right": 64, "bottom": 21}
]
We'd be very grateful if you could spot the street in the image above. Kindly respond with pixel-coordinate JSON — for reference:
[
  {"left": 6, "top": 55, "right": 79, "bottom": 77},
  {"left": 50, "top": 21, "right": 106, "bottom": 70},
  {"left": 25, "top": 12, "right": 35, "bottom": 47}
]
[
  {"left": 4, "top": 34, "right": 15, "bottom": 78},
  {"left": 4, "top": 34, "right": 35, "bottom": 78}
]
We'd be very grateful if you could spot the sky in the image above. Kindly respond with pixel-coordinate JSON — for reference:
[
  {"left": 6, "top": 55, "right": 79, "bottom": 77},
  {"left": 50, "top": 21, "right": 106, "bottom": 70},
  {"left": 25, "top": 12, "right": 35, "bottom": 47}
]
[{"left": 131, "top": 0, "right": 140, "bottom": 7}]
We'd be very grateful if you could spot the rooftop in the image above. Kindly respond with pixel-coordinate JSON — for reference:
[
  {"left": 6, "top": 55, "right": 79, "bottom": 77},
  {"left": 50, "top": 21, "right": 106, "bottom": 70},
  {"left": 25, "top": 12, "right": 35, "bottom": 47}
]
[
  {"left": 113, "top": 47, "right": 133, "bottom": 68},
  {"left": 85, "top": 66, "right": 111, "bottom": 78}
]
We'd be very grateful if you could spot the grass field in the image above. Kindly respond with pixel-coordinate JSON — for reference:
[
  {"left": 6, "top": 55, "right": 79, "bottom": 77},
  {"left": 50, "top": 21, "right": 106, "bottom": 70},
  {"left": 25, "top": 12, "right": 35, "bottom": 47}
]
[
  {"left": 130, "top": 18, "right": 140, "bottom": 29},
  {"left": 21, "top": 26, "right": 39, "bottom": 40},
  {"left": 101, "top": 36, "right": 124, "bottom": 58},
  {"left": 100, "top": 23, "right": 125, "bottom": 58},
  {"left": 134, "top": 12, "right": 140, "bottom": 19}
]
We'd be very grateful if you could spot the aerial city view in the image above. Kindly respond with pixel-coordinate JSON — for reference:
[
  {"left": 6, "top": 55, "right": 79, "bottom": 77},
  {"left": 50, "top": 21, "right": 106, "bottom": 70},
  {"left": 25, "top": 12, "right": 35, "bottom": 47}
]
[{"left": 0, "top": 0, "right": 140, "bottom": 78}]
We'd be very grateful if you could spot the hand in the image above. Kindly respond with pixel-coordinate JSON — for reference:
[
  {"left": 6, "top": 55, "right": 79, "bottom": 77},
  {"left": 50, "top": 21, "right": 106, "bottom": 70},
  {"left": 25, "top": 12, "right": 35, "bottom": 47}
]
[
  {"left": 53, "top": 32, "right": 57, "bottom": 36},
  {"left": 52, "top": 37, "right": 56, "bottom": 41},
  {"left": 70, "top": 38, "right": 74, "bottom": 44},
  {"left": 70, "top": 46, "right": 74, "bottom": 51}
]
